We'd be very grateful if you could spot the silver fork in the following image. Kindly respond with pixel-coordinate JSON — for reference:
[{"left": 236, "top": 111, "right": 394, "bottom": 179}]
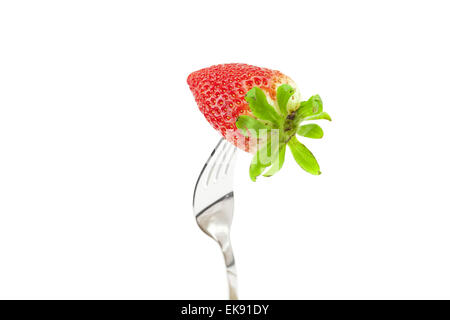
[{"left": 193, "top": 138, "right": 238, "bottom": 300}]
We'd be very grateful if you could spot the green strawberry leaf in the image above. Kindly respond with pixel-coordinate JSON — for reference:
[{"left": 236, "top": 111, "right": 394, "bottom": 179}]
[
  {"left": 263, "top": 144, "right": 286, "bottom": 177},
  {"left": 276, "top": 84, "right": 295, "bottom": 116},
  {"left": 297, "top": 95, "right": 323, "bottom": 119},
  {"left": 297, "top": 124, "right": 324, "bottom": 139},
  {"left": 245, "top": 87, "right": 282, "bottom": 126},
  {"left": 236, "top": 115, "right": 272, "bottom": 137},
  {"left": 249, "top": 137, "right": 280, "bottom": 181},
  {"left": 303, "top": 112, "right": 332, "bottom": 122},
  {"left": 241, "top": 91, "right": 329, "bottom": 180},
  {"left": 287, "top": 136, "right": 321, "bottom": 175},
  {"left": 249, "top": 157, "right": 266, "bottom": 182}
]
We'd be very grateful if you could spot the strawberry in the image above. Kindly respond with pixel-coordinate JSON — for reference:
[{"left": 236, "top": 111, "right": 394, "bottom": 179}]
[{"left": 187, "top": 63, "right": 331, "bottom": 181}]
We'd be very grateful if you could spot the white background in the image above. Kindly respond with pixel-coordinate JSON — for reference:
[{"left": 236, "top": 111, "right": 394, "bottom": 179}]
[{"left": 1, "top": 0, "right": 449, "bottom": 299}]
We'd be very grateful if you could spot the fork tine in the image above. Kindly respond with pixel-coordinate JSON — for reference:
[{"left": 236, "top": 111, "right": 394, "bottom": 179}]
[
  {"left": 193, "top": 138, "right": 238, "bottom": 212},
  {"left": 224, "top": 146, "right": 237, "bottom": 175},
  {"left": 206, "top": 140, "right": 228, "bottom": 185},
  {"left": 215, "top": 142, "right": 233, "bottom": 180},
  {"left": 194, "top": 139, "right": 225, "bottom": 187}
]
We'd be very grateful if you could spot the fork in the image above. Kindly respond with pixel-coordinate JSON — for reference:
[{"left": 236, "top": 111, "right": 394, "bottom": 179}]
[{"left": 193, "top": 138, "right": 238, "bottom": 300}]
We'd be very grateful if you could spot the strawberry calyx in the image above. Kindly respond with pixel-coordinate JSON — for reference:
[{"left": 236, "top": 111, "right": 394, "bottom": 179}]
[{"left": 235, "top": 85, "right": 332, "bottom": 181}]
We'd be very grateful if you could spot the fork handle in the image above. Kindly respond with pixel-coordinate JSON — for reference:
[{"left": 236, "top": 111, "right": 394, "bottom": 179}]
[
  {"left": 220, "top": 237, "right": 238, "bottom": 300},
  {"left": 226, "top": 263, "right": 238, "bottom": 300}
]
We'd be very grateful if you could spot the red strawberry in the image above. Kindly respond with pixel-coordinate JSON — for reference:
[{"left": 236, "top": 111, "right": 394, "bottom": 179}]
[
  {"left": 187, "top": 63, "right": 331, "bottom": 180},
  {"left": 187, "top": 63, "right": 298, "bottom": 152}
]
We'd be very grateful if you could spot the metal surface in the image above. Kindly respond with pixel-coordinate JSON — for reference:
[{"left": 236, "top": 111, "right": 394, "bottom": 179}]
[{"left": 193, "top": 138, "right": 238, "bottom": 300}]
